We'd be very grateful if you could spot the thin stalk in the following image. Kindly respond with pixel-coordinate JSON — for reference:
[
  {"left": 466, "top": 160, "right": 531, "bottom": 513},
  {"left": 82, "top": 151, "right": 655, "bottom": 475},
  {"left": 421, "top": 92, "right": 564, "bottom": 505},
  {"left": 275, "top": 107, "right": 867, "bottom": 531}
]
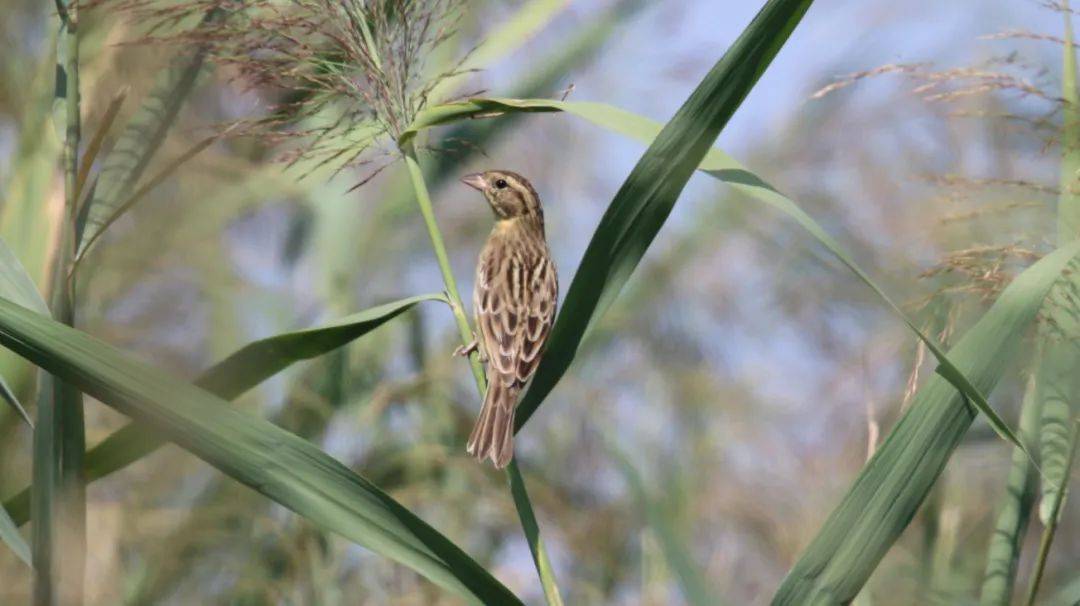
[
  {"left": 1024, "top": 420, "right": 1080, "bottom": 606},
  {"left": 402, "top": 142, "right": 564, "bottom": 606},
  {"left": 401, "top": 143, "right": 481, "bottom": 383},
  {"left": 34, "top": 1, "right": 86, "bottom": 603},
  {"left": 508, "top": 461, "right": 564, "bottom": 606}
]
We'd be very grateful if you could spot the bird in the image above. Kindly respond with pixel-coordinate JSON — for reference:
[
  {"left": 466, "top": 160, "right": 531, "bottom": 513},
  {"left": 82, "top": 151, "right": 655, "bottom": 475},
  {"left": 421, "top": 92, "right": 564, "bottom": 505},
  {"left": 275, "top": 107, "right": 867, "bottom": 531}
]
[{"left": 457, "top": 170, "right": 558, "bottom": 468}]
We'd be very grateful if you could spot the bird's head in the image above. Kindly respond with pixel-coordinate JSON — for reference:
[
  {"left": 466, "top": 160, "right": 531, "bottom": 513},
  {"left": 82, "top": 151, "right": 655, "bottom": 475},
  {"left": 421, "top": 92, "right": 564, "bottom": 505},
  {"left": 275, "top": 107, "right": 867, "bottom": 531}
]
[{"left": 461, "top": 170, "right": 543, "bottom": 221}]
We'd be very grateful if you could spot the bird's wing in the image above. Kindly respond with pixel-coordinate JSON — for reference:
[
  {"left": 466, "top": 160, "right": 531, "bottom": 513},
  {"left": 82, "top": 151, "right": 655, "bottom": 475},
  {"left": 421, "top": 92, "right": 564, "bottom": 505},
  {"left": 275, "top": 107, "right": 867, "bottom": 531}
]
[{"left": 476, "top": 246, "right": 557, "bottom": 389}]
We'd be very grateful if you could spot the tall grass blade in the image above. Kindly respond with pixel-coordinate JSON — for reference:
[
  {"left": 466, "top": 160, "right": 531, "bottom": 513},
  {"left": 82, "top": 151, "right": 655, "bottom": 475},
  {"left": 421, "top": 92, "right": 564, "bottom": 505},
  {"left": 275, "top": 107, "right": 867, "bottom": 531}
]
[
  {"left": 0, "top": 297, "right": 520, "bottom": 605},
  {"left": 1039, "top": 0, "right": 1080, "bottom": 526},
  {"left": 508, "top": 465, "right": 565, "bottom": 606},
  {"left": 0, "top": 235, "right": 52, "bottom": 557},
  {"left": 979, "top": 365, "right": 1042, "bottom": 605},
  {"left": 772, "top": 241, "right": 1080, "bottom": 605},
  {"left": 4, "top": 294, "right": 446, "bottom": 526}
]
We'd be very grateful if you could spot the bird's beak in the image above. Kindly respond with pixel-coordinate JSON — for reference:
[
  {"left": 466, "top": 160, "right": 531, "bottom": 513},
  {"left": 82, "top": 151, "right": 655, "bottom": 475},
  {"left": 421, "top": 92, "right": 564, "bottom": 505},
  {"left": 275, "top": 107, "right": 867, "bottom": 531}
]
[{"left": 460, "top": 173, "right": 488, "bottom": 191}]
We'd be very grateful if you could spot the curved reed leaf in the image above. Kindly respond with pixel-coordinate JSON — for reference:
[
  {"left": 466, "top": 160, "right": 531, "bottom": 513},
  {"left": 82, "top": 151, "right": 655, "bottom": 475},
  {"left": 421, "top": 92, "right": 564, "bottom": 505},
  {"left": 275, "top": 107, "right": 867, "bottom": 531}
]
[
  {"left": 0, "top": 297, "right": 519, "bottom": 605},
  {"left": 4, "top": 294, "right": 446, "bottom": 526},
  {"left": 773, "top": 240, "right": 1080, "bottom": 606}
]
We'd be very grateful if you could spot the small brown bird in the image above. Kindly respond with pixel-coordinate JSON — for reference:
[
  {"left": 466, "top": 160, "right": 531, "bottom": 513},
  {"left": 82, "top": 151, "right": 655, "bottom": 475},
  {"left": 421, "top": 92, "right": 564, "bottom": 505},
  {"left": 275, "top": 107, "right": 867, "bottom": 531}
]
[{"left": 458, "top": 170, "right": 558, "bottom": 468}]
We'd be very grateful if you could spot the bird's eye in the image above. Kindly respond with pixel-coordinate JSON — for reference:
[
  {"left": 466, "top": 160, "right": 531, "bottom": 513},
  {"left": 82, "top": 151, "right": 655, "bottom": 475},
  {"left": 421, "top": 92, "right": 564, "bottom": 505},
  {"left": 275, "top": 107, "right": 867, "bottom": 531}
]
[{"left": 494, "top": 179, "right": 508, "bottom": 189}]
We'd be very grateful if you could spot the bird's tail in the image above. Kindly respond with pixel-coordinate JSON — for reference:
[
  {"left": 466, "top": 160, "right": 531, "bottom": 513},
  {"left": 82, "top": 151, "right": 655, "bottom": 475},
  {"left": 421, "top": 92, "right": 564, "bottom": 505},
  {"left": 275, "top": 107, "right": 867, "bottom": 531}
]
[{"left": 466, "top": 378, "right": 520, "bottom": 468}]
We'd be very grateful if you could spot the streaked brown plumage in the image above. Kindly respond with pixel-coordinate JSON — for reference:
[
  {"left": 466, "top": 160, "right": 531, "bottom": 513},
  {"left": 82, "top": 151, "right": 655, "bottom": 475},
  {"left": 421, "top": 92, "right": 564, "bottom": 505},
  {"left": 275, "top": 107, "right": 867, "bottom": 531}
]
[{"left": 459, "top": 170, "right": 558, "bottom": 468}]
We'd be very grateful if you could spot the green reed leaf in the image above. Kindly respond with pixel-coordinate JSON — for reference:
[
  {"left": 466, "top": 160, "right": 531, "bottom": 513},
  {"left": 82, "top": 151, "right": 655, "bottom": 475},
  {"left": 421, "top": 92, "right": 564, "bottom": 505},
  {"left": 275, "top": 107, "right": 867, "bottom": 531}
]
[
  {"left": 4, "top": 294, "right": 446, "bottom": 526},
  {"left": 773, "top": 241, "right": 1080, "bottom": 605},
  {"left": 0, "top": 296, "right": 518, "bottom": 605}
]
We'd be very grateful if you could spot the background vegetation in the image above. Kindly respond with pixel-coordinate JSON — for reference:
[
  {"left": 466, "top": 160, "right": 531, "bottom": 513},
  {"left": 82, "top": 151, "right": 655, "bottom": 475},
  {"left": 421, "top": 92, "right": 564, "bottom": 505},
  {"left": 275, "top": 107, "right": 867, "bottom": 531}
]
[{"left": 0, "top": 0, "right": 1078, "bottom": 604}]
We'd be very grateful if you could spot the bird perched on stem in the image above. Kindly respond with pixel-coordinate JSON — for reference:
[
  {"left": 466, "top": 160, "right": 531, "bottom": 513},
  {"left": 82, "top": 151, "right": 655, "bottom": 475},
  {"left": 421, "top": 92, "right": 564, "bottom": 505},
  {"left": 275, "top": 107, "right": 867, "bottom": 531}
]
[{"left": 458, "top": 170, "right": 558, "bottom": 468}]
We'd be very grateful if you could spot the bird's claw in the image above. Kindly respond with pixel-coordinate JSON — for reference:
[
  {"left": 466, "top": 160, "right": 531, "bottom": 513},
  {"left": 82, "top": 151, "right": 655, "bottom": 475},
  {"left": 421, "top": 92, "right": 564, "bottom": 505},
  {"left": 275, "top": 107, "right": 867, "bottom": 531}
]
[
  {"left": 453, "top": 339, "right": 487, "bottom": 362},
  {"left": 454, "top": 339, "right": 478, "bottom": 357}
]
